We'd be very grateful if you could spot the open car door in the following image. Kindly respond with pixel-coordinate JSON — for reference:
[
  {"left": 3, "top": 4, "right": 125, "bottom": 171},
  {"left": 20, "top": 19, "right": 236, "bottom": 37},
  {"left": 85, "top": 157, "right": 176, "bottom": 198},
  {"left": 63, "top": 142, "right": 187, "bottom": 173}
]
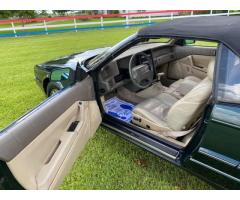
[{"left": 0, "top": 76, "right": 101, "bottom": 189}]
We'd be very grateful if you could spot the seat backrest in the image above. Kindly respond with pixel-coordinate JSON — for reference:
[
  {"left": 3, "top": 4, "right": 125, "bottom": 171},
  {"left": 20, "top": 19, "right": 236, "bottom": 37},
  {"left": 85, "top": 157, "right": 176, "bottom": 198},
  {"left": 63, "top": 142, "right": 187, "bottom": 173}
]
[{"left": 166, "top": 58, "right": 215, "bottom": 131}]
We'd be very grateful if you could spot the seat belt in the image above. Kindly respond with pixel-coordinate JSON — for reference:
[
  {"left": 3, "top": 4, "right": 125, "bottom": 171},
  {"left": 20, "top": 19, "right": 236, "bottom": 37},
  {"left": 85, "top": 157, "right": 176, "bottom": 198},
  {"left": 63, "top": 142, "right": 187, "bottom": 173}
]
[
  {"left": 161, "top": 117, "right": 202, "bottom": 139},
  {"left": 161, "top": 128, "right": 194, "bottom": 139}
]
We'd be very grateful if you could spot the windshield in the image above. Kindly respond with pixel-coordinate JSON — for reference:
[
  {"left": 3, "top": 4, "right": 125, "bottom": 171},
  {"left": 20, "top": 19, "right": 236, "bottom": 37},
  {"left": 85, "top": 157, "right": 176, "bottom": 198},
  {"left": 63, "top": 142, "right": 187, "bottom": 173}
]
[
  {"left": 86, "top": 33, "right": 137, "bottom": 69},
  {"left": 85, "top": 48, "right": 112, "bottom": 69}
]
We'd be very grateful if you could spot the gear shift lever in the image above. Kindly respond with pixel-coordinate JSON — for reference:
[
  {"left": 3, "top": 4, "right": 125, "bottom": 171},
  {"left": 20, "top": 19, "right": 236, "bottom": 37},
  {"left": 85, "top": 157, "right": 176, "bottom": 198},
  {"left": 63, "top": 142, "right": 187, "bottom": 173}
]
[{"left": 157, "top": 72, "right": 165, "bottom": 82}]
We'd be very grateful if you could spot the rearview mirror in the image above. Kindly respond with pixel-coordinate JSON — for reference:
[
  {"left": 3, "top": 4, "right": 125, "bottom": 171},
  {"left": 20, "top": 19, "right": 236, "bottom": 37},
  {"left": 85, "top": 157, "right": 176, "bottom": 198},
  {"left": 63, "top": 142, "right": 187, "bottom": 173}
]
[{"left": 50, "top": 68, "right": 71, "bottom": 82}]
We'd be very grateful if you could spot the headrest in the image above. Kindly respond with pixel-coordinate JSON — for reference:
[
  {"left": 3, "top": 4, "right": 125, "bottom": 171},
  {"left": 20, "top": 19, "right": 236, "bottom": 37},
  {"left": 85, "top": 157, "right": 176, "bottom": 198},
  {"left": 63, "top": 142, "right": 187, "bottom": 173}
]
[{"left": 207, "top": 58, "right": 215, "bottom": 81}]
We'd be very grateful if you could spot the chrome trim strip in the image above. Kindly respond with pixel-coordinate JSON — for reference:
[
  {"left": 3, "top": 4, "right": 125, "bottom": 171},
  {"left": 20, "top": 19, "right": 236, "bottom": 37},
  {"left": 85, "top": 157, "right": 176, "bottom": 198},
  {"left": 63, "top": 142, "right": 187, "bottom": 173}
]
[
  {"left": 198, "top": 147, "right": 239, "bottom": 167},
  {"left": 103, "top": 123, "right": 177, "bottom": 160},
  {"left": 190, "top": 158, "right": 240, "bottom": 183},
  {"left": 211, "top": 118, "right": 240, "bottom": 129}
]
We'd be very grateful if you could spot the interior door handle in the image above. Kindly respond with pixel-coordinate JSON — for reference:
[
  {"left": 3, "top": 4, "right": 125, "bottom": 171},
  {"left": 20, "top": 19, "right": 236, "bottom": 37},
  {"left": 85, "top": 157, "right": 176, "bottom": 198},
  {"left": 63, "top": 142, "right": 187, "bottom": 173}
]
[{"left": 67, "top": 121, "right": 79, "bottom": 132}]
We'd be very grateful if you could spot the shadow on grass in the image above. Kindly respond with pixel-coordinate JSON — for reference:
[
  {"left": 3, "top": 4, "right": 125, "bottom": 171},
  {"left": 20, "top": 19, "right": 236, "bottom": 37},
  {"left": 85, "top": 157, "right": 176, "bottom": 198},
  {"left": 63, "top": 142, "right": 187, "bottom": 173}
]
[{"left": 61, "top": 127, "right": 213, "bottom": 190}]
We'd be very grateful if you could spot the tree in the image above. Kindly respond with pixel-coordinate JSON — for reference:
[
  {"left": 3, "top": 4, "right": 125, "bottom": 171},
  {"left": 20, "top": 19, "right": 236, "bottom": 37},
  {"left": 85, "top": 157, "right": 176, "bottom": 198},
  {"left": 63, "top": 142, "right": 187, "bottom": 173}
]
[
  {"left": 14, "top": 11, "right": 37, "bottom": 27},
  {"left": 52, "top": 10, "right": 70, "bottom": 16},
  {"left": 38, "top": 10, "right": 49, "bottom": 17},
  {"left": 0, "top": 11, "right": 37, "bottom": 19},
  {"left": 19, "top": 11, "right": 36, "bottom": 18},
  {"left": 0, "top": 11, "right": 37, "bottom": 26},
  {"left": 213, "top": 10, "right": 228, "bottom": 14},
  {"left": 0, "top": 11, "right": 15, "bottom": 19},
  {"left": 108, "top": 10, "right": 120, "bottom": 14}
]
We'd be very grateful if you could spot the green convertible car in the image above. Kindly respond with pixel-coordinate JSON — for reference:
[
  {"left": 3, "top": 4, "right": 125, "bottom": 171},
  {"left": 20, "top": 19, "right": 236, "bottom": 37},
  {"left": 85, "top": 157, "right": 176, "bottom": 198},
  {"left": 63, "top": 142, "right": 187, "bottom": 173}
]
[{"left": 1, "top": 16, "right": 240, "bottom": 189}]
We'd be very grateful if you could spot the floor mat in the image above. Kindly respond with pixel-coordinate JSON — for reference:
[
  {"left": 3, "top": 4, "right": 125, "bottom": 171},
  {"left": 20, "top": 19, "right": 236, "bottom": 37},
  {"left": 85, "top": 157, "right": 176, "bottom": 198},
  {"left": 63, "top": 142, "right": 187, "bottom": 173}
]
[{"left": 104, "top": 97, "right": 135, "bottom": 123}]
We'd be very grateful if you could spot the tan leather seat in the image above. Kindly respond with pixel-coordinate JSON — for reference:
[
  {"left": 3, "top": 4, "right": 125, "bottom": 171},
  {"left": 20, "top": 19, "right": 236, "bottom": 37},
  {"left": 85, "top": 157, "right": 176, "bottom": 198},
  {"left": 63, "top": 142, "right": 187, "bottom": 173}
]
[
  {"left": 132, "top": 58, "right": 215, "bottom": 136},
  {"left": 171, "top": 76, "right": 201, "bottom": 89},
  {"left": 136, "top": 75, "right": 201, "bottom": 100},
  {"left": 166, "top": 76, "right": 201, "bottom": 99}
]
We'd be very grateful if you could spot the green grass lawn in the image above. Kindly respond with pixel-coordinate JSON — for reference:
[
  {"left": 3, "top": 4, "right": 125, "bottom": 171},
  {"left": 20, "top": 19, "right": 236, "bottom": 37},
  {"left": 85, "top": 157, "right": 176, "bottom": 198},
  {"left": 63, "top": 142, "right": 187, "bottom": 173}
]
[{"left": 0, "top": 27, "right": 212, "bottom": 189}]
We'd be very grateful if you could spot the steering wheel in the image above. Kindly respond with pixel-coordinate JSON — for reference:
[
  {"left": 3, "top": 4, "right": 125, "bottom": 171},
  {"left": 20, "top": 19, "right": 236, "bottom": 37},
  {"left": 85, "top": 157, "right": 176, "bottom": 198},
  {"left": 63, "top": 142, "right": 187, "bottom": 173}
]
[{"left": 129, "top": 52, "right": 154, "bottom": 89}]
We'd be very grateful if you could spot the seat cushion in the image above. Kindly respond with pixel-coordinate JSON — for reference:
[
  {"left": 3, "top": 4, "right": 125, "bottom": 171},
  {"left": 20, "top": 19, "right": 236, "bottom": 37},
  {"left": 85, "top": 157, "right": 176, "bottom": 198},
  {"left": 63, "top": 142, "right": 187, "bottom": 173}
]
[
  {"left": 132, "top": 93, "right": 178, "bottom": 132},
  {"left": 178, "top": 78, "right": 200, "bottom": 95},
  {"left": 167, "top": 77, "right": 212, "bottom": 131},
  {"left": 185, "top": 76, "right": 202, "bottom": 83},
  {"left": 170, "top": 79, "right": 183, "bottom": 90},
  {"left": 136, "top": 82, "right": 167, "bottom": 99},
  {"left": 166, "top": 75, "right": 201, "bottom": 98},
  {"left": 136, "top": 75, "right": 201, "bottom": 101}
]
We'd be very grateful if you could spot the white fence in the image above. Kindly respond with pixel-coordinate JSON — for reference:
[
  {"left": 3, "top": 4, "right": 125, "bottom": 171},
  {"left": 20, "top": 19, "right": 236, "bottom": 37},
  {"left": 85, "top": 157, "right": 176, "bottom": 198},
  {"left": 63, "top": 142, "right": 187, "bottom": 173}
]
[{"left": 0, "top": 10, "right": 239, "bottom": 37}]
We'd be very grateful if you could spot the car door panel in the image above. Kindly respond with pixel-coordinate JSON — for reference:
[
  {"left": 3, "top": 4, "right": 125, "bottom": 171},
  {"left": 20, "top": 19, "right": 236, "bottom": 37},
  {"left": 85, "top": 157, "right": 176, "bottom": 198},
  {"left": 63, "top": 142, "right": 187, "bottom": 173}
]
[
  {"left": 167, "top": 45, "right": 216, "bottom": 80},
  {"left": 0, "top": 76, "right": 95, "bottom": 161},
  {"left": 174, "top": 45, "right": 216, "bottom": 59},
  {"left": 168, "top": 55, "right": 214, "bottom": 80},
  {"left": 0, "top": 76, "right": 101, "bottom": 189},
  {"left": 192, "top": 55, "right": 212, "bottom": 70},
  {"left": 168, "top": 56, "right": 194, "bottom": 80},
  {"left": 192, "top": 55, "right": 215, "bottom": 79},
  {"left": 184, "top": 104, "right": 240, "bottom": 188}
]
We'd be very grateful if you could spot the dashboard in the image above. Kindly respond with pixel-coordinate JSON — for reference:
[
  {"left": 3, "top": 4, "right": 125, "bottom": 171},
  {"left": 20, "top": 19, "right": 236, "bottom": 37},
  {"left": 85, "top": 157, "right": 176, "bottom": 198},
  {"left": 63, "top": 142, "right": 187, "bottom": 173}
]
[{"left": 98, "top": 42, "right": 174, "bottom": 95}]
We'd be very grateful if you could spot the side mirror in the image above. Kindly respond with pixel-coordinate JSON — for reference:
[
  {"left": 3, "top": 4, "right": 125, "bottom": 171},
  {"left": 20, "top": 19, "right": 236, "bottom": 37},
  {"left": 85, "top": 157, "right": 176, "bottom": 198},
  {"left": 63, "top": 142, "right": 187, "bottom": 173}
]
[
  {"left": 184, "top": 39, "right": 196, "bottom": 45},
  {"left": 50, "top": 68, "right": 71, "bottom": 82}
]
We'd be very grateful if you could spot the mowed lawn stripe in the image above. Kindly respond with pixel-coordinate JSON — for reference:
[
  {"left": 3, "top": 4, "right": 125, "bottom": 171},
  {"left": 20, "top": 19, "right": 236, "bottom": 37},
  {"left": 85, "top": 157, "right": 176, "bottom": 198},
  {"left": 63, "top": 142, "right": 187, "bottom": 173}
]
[{"left": 0, "top": 28, "right": 212, "bottom": 189}]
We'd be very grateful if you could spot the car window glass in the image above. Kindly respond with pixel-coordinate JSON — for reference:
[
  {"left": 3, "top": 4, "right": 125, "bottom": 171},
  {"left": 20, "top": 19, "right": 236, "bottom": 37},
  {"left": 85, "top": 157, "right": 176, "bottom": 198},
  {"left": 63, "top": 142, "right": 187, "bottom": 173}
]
[
  {"left": 147, "top": 38, "right": 171, "bottom": 43},
  {"left": 185, "top": 40, "right": 218, "bottom": 47},
  {"left": 86, "top": 34, "right": 137, "bottom": 69},
  {"left": 51, "top": 68, "right": 70, "bottom": 81},
  {"left": 217, "top": 45, "right": 240, "bottom": 104}
]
